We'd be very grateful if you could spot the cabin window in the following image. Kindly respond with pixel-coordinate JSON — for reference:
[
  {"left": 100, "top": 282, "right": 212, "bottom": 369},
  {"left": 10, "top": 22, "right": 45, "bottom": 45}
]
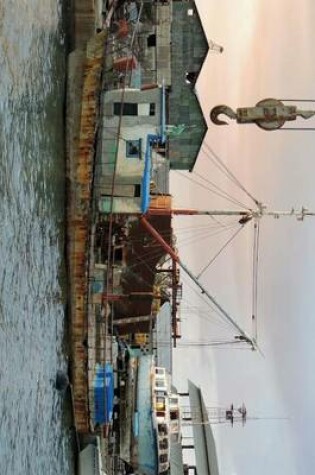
[
  {"left": 156, "top": 390, "right": 166, "bottom": 398},
  {"left": 114, "top": 102, "right": 138, "bottom": 116},
  {"left": 114, "top": 102, "right": 155, "bottom": 116},
  {"left": 134, "top": 184, "right": 141, "bottom": 198},
  {"left": 157, "top": 411, "right": 165, "bottom": 418},
  {"left": 159, "top": 454, "right": 168, "bottom": 464},
  {"left": 170, "top": 410, "right": 178, "bottom": 421},
  {"left": 150, "top": 103, "right": 155, "bottom": 115},
  {"left": 147, "top": 34, "right": 156, "bottom": 47},
  {"left": 126, "top": 139, "right": 142, "bottom": 158},
  {"left": 138, "top": 103, "right": 155, "bottom": 116},
  {"left": 158, "top": 423, "right": 168, "bottom": 435},
  {"left": 159, "top": 439, "right": 169, "bottom": 450},
  {"left": 114, "top": 248, "right": 123, "bottom": 262}
]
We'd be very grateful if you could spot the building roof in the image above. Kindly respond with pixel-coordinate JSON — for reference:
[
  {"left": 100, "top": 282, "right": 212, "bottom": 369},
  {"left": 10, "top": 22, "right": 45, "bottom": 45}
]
[
  {"left": 168, "top": 0, "right": 209, "bottom": 171},
  {"left": 188, "top": 380, "right": 220, "bottom": 475}
]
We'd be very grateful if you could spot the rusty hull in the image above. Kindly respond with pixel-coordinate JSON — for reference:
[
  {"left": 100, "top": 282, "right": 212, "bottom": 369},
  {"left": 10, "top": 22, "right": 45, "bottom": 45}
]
[{"left": 67, "top": 31, "right": 106, "bottom": 433}]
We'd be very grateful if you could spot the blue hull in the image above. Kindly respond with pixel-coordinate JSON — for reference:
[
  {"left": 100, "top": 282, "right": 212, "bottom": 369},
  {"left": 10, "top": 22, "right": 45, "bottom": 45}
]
[{"left": 135, "top": 355, "right": 158, "bottom": 475}]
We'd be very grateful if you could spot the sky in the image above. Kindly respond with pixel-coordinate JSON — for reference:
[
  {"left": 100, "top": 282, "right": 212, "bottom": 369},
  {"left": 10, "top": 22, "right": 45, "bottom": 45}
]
[{"left": 171, "top": 1, "right": 315, "bottom": 474}]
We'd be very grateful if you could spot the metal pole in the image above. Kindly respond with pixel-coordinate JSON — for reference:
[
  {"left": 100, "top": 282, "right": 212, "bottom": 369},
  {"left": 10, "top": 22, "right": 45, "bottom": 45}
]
[
  {"left": 278, "top": 128, "right": 315, "bottom": 131},
  {"left": 280, "top": 99, "right": 315, "bottom": 102},
  {"left": 147, "top": 208, "right": 252, "bottom": 217}
]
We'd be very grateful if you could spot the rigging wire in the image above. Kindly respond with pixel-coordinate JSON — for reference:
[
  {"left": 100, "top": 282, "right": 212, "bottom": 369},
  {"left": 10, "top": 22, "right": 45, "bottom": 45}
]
[
  {"left": 126, "top": 222, "right": 239, "bottom": 266},
  {"left": 179, "top": 305, "right": 240, "bottom": 332},
  {"left": 202, "top": 141, "right": 260, "bottom": 206},
  {"left": 174, "top": 223, "right": 240, "bottom": 248},
  {"left": 121, "top": 221, "right": 239, "bottom": 254},
  {"left": 127, "top": 221, "right": 238, "bottom": 246},
  {"left": 193, "top": 170, "right": 251, "bottom": 210},
  {"left": 156, "top": 339, "right": 245, "bottom": 348},
  {"left": 174, "top": 170, "right": 250, "bottom": 210},
  {"left": 179, "top": 273, "right": 236, "bottom": 332},
  {"left": 177, "top": 340, "right": 247, "bottom": 347},
  {"left": 124, "top": 224, "right": 241, "bottom": 277},
  {"left": 196, "top": 224, "right": 245, "bottom": 279}
]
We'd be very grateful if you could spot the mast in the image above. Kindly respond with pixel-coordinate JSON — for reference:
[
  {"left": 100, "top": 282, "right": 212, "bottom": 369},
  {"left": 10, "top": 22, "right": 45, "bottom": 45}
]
[
  {"left": 147, "top": 204, "right": 315, "bottom": 220},
  {"left": 141, "top": 204, "right": 315, "bottom": 349}
]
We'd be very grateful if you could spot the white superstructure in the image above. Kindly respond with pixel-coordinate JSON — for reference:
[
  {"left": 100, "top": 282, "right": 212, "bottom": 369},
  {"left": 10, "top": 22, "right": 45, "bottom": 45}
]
[{"left": 152, "top": 366, "right": 181, "bottom": 474}]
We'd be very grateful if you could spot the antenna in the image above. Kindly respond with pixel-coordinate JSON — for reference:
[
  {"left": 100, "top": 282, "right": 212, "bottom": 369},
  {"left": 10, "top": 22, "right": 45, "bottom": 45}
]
[{"left": 181, "top": 403, "right": 247, "bottom": 427}]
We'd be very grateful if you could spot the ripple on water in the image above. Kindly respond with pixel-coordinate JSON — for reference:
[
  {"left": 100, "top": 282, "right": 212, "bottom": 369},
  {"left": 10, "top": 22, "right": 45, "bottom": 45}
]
[{"left": 0, "top": 1, "right": 74, "bottom": 473}]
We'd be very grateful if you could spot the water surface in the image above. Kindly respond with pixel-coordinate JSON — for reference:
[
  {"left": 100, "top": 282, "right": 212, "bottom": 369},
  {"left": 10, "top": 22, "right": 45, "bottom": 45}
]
[{"left": 0, "top": 1, "right": 74, "bottom": 473}]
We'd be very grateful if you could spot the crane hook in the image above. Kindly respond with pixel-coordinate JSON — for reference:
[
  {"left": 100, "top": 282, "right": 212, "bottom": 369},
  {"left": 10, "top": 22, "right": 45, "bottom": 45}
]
[{"left": 210, "top": 105, "right": 237, "bottom": 125}]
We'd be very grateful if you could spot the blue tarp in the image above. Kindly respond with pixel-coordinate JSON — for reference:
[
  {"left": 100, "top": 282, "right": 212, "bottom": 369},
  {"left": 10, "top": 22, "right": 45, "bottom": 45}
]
[
  {"left": 93, "top": 363, "right": 114, "bottom": 424},
  {"left": 141, "top": 87, "right": 166, "bottom": 214}
]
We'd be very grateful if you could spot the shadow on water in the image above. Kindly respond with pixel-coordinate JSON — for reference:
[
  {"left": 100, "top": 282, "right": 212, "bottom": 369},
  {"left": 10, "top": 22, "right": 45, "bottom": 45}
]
[
  {"left": 59, "top": 0, "right": 85, "bottom": 381},
  {"left": 60, "top": 0, "right": 80, "bottom": 470}
]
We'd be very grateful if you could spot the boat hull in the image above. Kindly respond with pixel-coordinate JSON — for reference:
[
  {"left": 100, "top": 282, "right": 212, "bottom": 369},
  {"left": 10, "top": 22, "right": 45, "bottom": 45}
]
[{"left": 135, "top": 355, "right": 158, "bottom": 475}]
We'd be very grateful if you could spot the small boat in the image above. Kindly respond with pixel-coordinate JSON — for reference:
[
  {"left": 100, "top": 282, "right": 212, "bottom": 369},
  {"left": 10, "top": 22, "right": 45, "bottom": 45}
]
[{"left": 119, "top": 351, "right": 181, "bottom": 475}]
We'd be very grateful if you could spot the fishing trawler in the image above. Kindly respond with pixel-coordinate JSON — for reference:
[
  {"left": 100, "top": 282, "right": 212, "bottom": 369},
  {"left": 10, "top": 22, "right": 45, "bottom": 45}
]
[
  {"left": 66, "top": 0, "right": 211, "bottom": 436},
  {"left": 65, "top": 2, "right": 315, "bottom": 474}
]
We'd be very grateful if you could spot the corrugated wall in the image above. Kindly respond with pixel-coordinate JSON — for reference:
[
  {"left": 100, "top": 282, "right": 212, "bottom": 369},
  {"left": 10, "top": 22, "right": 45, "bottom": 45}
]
[{"left": 168, "top": 1, "right": 208, "bottom": 171}]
